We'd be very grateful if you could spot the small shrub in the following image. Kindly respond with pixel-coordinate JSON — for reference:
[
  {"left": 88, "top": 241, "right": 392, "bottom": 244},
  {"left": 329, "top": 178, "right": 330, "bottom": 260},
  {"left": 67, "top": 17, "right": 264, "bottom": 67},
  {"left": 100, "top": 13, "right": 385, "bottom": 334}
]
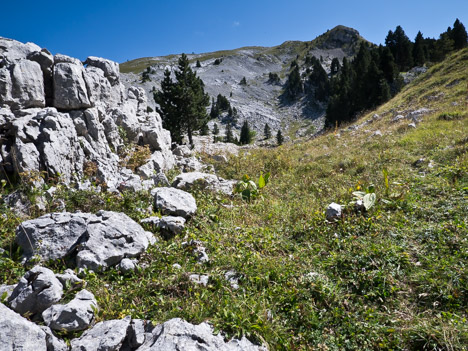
[{"left": 234, "top": 173, "right": 270, "bottom": 202}]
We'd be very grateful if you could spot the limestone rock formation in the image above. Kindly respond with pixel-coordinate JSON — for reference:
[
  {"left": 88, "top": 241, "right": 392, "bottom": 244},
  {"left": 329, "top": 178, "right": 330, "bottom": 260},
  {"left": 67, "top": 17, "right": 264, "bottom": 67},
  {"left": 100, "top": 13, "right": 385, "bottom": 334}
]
[
  {"left": 172, "top": 171, "right": 236, "bottom": 195},
  {"left": 0, "top": 36, "right": 174, "bottom": 190}
]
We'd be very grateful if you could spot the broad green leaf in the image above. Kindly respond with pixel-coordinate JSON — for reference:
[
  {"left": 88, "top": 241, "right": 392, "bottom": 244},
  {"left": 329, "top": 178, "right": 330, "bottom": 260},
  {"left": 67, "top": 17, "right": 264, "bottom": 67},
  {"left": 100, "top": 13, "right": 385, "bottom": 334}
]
[
  {"left": 363, "top": 193, "right": 376, "bottom": 210},
  {"left": 258, "top": 174, "right": 266, "bottom": 188}
]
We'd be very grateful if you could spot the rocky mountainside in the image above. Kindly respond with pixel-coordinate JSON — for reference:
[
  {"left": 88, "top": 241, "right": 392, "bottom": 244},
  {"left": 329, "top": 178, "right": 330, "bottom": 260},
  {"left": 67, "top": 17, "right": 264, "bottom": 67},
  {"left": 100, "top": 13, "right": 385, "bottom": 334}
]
[{"left": 120, "top": 26, "right": 367, "bottom": 137}]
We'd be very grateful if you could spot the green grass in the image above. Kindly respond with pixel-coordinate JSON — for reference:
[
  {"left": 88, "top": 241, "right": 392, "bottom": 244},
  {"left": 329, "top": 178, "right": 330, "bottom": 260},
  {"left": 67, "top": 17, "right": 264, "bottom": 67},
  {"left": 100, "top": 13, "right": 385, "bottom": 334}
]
[{"left": 2, "top": 49, "right": 468, "bottom": 350}]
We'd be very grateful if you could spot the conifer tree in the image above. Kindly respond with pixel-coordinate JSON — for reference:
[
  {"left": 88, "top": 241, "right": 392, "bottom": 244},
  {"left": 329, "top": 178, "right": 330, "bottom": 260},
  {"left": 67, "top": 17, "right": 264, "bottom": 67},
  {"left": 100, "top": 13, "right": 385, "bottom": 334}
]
[
  {"left": 196, "top": 60, "right": 201, "bottom": 68},
  {"left": 154, "top": 53, "right": 209, "bottom": 145},
  {"left": 450, "top": 19, "right": 468, "bottom": 50},
  {"left": 276, "top": 130, "right": 284, "bottom": 145},
  {"left": 210, "top": 98, "right": 219, "bottom": 119},
  {"left": 286, "top": 65, "right": 303, "bottom": 99},
  {"left": 225, "top": 123, "right": 234, "bottom": 143},
  {"left": 413, "top": 31, "right": 426, "bottom": 66},
  {"left": 213, "top": 123, "right": 219, "bottom": 135},
  {"left": 385, "top": 26, "right": 413, "bottom": 71},
  {"left": 330, "top": 58, "right": 341, "bottom": 75},
  {"left": 239, "top": 121, "right": 252, "bottom": 145},
  {"left": 240, "top": 77, "right": 247, "bottom": 85},
  {"left": 264, "top": 123, "right": 271, "bottom": 139},
  {"left": 200, "top": 122, "right": 209, "bottom": 135}
]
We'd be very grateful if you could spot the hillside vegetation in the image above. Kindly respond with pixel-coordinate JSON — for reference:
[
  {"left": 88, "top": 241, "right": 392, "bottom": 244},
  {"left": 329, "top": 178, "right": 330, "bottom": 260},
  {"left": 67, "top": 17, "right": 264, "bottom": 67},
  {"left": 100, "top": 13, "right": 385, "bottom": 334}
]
[{"left": 1, "top": 49, "right": 467, "bottom": 350}]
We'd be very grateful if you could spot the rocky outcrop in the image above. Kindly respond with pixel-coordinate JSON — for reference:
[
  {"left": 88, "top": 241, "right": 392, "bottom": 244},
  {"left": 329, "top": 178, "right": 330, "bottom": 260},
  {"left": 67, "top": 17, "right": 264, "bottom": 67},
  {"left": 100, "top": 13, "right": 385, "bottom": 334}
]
[
  {"left": 15, "top": 211, "right": 154, "bottom": 270},
  {"left": 141, "top": 215, "right": 186, "bottom": 238},
  {"left": 0, "top": 36, "right": 174, "bottom": 189}
]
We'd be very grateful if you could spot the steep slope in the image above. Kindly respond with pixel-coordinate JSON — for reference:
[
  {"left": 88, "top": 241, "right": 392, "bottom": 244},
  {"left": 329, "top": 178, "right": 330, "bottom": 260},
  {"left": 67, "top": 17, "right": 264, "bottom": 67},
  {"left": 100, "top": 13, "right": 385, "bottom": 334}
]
[{"left": 120, "top": 26, "right": 366, "bottom": 136}]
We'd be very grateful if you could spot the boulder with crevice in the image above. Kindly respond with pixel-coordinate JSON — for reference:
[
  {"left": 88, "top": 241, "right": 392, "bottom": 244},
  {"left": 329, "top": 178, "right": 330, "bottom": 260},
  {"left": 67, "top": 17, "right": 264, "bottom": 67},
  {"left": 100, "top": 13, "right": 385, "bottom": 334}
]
[
  {"left": 8, "top": 265, "right": 63, "bottom": 319},
  {"left": 42, "top": 289, "right": 98, "bottom": 332}
]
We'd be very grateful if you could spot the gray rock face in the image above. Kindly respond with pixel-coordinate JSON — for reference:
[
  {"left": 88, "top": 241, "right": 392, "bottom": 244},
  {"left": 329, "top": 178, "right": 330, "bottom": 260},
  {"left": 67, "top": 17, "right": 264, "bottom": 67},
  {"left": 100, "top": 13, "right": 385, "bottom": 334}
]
[
  {"left": 1, "top": 36, "right": 174, "bottom": 190},
  {"left": 54, "top": 58, "right": 92, "bottom": 110},
  {"left": 153, "top": 187, "right": 197, "bottom": 219},
  {"left": 42, "top": 289, "right": 98, "bottom": 332},
  {"left": 70, "top": 316, "right": 131, "bottom": 351},
  {"left": 326, "top": 202, "right": 342, "bottom": 221},
  {"left": 0, "top": 302, "right": 49, "bottom": 350},
  {"left": 172, "top": 171, "right": 236, "bottom": 195},
  {"left": 8, "top": 266, "right": 63, "bottom": 318},
  {"left": 16, "top": 211, "right": 151, "bottom": 270},
  {"left": 137, "top": 318, "right": 266, "bottom": 351},
  {"left": 0, "top": 59, "right": 45, "bottom": 109}
]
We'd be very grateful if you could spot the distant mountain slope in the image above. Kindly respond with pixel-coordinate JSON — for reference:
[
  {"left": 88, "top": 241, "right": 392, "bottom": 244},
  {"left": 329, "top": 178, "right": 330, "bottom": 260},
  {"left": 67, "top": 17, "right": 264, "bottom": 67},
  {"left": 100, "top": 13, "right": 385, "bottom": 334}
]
[{"left": 120, "top": 26, "right": 367, "bottom": 137}]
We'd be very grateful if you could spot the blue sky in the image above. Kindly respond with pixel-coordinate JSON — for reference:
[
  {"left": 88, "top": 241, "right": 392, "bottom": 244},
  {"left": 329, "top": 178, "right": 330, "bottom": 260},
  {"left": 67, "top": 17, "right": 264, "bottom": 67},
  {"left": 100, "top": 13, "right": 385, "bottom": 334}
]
[{"left": 2, "top": 0, "right": 467, "bottom": 63}]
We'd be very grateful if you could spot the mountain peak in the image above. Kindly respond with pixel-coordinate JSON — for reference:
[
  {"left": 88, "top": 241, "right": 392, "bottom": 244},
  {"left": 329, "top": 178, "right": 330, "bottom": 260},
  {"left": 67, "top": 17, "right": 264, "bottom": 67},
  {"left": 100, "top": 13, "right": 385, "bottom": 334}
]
[{"left": 312, "top": 25, "right": 365, "bottom": 52}]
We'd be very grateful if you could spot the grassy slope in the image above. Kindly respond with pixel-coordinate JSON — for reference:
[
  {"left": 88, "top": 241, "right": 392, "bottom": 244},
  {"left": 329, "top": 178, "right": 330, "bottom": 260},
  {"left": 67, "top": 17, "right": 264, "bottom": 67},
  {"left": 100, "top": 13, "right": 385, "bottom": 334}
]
[{"left": 1, "top": 50, "right": 467, "bottom": 350}]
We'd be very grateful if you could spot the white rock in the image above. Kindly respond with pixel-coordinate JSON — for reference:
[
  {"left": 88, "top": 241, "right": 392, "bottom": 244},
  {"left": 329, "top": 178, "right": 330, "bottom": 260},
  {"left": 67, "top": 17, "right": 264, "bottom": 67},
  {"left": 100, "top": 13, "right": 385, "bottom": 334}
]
[
  {"left": 326, "top": 202, "right": 342, "bottom": 221},
  {"left": 153, "top": 187, "right": 197, "bottom": 219}
]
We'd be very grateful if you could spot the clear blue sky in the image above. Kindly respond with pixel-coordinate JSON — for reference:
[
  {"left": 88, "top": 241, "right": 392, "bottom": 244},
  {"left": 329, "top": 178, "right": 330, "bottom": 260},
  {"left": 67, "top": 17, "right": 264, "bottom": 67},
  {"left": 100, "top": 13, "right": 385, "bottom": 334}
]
[{"left": 2, "top": 0, "right": 467, "bottom": 63}]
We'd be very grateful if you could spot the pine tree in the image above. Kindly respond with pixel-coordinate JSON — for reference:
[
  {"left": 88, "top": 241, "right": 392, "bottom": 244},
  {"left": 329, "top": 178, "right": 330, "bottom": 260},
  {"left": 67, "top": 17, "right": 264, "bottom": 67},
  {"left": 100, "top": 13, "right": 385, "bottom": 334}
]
[
  {"left": 413, "top": 31, "right": 426, "bottom": 66},
  {"left": 225, "top": 123, "right": 234, "bottom": 143},
  {"left": 286, "top": 65, "right": 303, "bottom": 99},
  {"left": 276, "top": 130, "right": 284, "bottom": 145},
  {"left": 213, "top": 123, "right": 219, "bottom": 135},
  {"left": 264, "top": 123, "right": 271, "bottom": 139},
  {"left": 154, "top": 53, "right": 209, "bottom": 145},
  {"left": 196, "top": 60, "right": 201, "bottom": 68},
  {"left": 200, "top": 122, "right": 209, "bottom": 135},
  {"left": 450, "top": 19, "right": 468, "bottom": 50},
  {"left": 309, "top": 60, "right": 329, "bottom": 101},
  {"left": 240, "top": 77, "right": 247, "bottom": 85},
  {"left": 330, "top": 58, "right": 341, "bottom": 75},
  {"left": 239, "top": 121, "right": 252, "bottom": 145},
  {"left": 210, "top": 98, "right": 219, "bottom": 119},
  {"left": 385, "top": 26, "right": 413, "bottom": 71}
]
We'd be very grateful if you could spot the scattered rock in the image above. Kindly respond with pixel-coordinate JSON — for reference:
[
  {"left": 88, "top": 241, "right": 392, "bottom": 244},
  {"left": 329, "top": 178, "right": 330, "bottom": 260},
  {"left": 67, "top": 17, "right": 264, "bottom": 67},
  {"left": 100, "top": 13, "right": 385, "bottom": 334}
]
[
  {"left": 372, "top": 130, "right": 382, "bottom": 137},
  {"left": 183, "top": 240, "right": 210, "bottom": 263},
  {"left": 70, "top": 316, "right": 131, "bottom": 351},
  {"left": 225, "top": 270, "right": 240, "bottom": 290},
  {"left": 189, "top": 274, "right": 210, "bottom": 286},
  {"left": 8, "top": 265, "right": 63, "bottom": 319},
  {"left": 326, "top": 202, "right": 342, "bottom": 221},
  {"left": 153, "top": 172, "right": 170, "bottom": 187},
  {"left": 152, "top": 187, "right": 197, "bottom": 219},
  {"left": 172, "top": 171, "right": 236, "bottom": 195},
  {"left": 172, "top": 263, "right": 182, "bottom": 270},
  {"left": 42, "top": 289, "right": 98, "bottom": 332},
  {"left": 408, "top": 122, "right": 417, "bottom": 128},
  {"left": 142, "top": 215, "right": 186, "bottom": 238},
  {"left": 172, "top": 144, "right": 193, "bottom": 157},
  {"left": 55, "top": 268, "right": 84, "bottom": 290},
  {"left": 391, "top": 114, "right": 405, "bottom": 123},
  {"left": 119, "top": 258, "right": 137, "bottom": 273}
]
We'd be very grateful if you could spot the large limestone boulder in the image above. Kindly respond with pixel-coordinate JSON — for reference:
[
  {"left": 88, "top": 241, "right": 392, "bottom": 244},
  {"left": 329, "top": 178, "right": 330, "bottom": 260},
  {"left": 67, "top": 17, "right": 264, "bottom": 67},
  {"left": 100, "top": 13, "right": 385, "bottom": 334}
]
[
  {"left": 8, "top": 266, "right": 63, "bottom": 319},
  {"left": 152, "top": 187, "right": 197, "bottom": 219},
  {"left": 16, "top": 211, "right": 154, "bottom": 270}
]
